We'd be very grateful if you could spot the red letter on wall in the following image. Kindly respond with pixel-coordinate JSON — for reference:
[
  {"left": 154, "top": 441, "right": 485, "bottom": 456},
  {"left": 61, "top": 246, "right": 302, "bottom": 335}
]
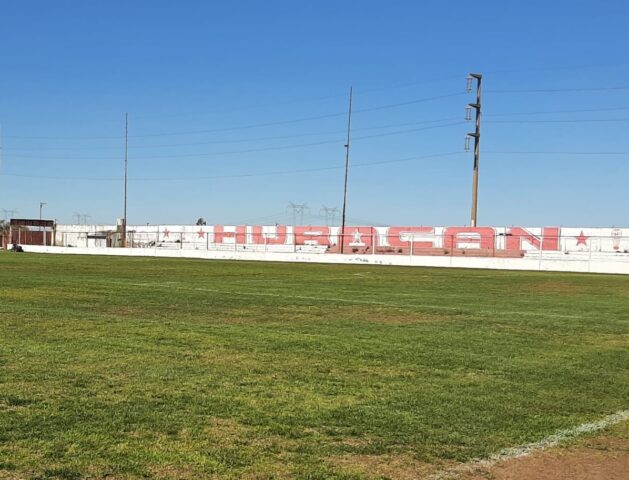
[
  {"left": 293, "top": 226, "right": 331, "bottom": 246},
  {"left": 387, "top": 227, "right": 435, "bottom": 248},
  {"left": 250, "top": 226, "right": 288, "bottom": 245},
  {"left": 443, "top": 227, "right": 495, "bottom": 250},
  {"left": 505, "top": 227, "right": 560, "bottom": 251},
  {"left": 213, "top": 225, "right": 246, "bottom": 244},
  {"left": 341, "top": 227, "right": 375, "bottom": 248}
]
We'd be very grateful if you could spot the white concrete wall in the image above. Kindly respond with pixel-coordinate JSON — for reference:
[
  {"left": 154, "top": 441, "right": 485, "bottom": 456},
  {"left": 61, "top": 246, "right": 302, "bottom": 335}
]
[
  {"left": 14, "top": 244, "right": 629, "bottom": 275},
  {"left": 53, "top": 224, "right": 629, "bottom": 254}
]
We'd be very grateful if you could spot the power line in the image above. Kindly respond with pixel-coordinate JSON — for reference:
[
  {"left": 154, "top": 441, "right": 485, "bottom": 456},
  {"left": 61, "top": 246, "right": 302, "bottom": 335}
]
[
  {"left": 123, "top": 92, "right": 468, "bottom": 138},
  {"left": 482, "top": 61, "right": 629, "bottom": 76},
  {"left": 352, "top": 92, "right": 465, "bottom": 113},
  {"left": 487, "top": 86, "right": 629, "bottom": 94},
  {"left": 6, "top": 96, "right": 628, "bottom": 144},
  {"left": 2, "top": 129, "right": 344, "bottom": 151},
  {"left": 0, "top": 151, "right": 464, "bottom": 182},
  {"left": 4, "top": 116, "right": 463, "bottom": 152},
  {"left": 5, "top": 138, "right": 343, "bottom": 160},
  {"left": 123, "top": 75, "right": 467, "bottom": 121},
  {"left": 14, "top": 148, "right": 629, "bottom": 183},
  {"left": 8, "top": 109, "right": 629, "bottom": 152},
  {"left": 7, "top": 106, "right": 629, "bottom": 153},
  {"left": 4, "top": 148, "right": 628, "bottom": 182},
  {"left": 485, "top": 106, "right": 629, "bottom": 117},
  {"left": 5, "top": 122, "right": 466, "bottom": 161},
  {"left": 485, "top": 118, "right": 629, "bottom": 124},
  {"left": 485, "top": 150, "right": 629, "bottom": 155},
  {"left": 3, "top": 91, "right": 465, "bottom": 140}
]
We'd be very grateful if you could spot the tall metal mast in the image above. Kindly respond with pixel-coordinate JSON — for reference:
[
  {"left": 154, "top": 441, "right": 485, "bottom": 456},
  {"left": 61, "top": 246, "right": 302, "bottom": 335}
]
[
  {"left": 466, "top": 73, "right": 482, "bottom": 227},
  {"left": 340, "top": 86, "right": 353, "bottom": 253},
  {"left": 123, "top": 112, "right": 128, "bottom": 247}
]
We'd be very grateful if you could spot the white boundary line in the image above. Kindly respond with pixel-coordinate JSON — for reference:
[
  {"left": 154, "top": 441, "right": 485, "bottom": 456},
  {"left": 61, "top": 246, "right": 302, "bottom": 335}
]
[
  {"left": 428, "top": 409, "right": 629, "bottom": 480},
  {"left": 120, "top": 280, "right": 586, "bottom": 319}
]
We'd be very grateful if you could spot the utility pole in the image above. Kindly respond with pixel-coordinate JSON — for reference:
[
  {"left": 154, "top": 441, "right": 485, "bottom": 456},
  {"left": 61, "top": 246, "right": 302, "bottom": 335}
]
[
  {"left": 340, "top": 86, "right": 353, "bottom": 253},
  {"left": 39, "top": 202, "right": 47, "bottom": 224},
  {"left": 123, "top": 112, "right": 128, "bottom": 247},
  {"left": 465, "top": 73, "right": 482, "bottom": 227}
]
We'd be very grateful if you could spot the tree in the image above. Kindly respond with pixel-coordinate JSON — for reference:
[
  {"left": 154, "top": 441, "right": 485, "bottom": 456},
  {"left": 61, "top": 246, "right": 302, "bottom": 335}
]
[
  {"left": 0, "top": 220, "right": 9, "bottom": 248},
  {"left": 196, "top": 217, "right": 207, "bottom": 226}
]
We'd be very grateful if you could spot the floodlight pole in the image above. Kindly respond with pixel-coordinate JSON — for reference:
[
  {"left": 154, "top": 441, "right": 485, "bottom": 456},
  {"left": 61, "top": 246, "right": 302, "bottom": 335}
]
[
  {"left": 123, "top": 112, "right": 128, "bottom": 247},
  {"left": 340, "top": 86, "right": 353, "bottom": 254},
  {"left": 466, "top": 73, "right": 482, "bottom": 227},
  {"left": 39, "top": 202, "right": 47, "bottom": 221}
]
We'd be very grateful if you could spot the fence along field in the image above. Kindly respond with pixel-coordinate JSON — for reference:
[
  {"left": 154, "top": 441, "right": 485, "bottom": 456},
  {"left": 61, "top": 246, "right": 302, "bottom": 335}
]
[{"left": 0, "top": 253, "right": 627, "bottom": 479}]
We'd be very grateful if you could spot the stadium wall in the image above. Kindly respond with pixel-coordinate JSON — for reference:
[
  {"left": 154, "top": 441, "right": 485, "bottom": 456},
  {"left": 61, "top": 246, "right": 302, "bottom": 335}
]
[
  {"left": 9, "top": 224, "right": 629, "bottom": 274},
  {"left": 53, "top": 224, "right": 628, "bottom": 254}
]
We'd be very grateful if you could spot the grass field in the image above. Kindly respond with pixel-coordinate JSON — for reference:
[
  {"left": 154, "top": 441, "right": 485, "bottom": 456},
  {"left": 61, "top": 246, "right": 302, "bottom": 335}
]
[{"left": 0, "top": 253, "right": 627, "bottom": 479}]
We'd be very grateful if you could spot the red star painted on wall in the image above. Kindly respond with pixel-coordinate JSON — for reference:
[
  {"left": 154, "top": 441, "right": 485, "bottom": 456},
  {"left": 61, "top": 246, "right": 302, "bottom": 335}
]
[
  {"left": 163, "top": 228, "right": 170, "bottom": 238},
  {"left": 197, "top": 229, "right": 205, "bottom": 239},
  {"left": 575, "top": 230, "right": 588, "bottom": 246}
]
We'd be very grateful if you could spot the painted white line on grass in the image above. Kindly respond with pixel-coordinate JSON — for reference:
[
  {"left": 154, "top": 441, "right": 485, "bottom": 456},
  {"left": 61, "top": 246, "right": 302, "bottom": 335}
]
[
  {"left": 428, "top": 409, "right": 629, "bottom": 480},
  {"left": 121, "top": 280, "right": 585, "bottom": 320},
  {"left": 125, "top": 281, "right": 459, "bottom": 311}
]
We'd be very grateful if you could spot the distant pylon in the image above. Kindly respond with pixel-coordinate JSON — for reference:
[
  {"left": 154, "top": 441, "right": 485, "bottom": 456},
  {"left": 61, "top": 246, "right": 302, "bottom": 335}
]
[
  {"left": 1, "top": 208, "right": 18, "bottom": 221},
  {"left": 320, "top": 206, "right": 339, "bottom": 226},
  {"left": 73, "top": 213, "right": 91, "bottom": 225},
  {"left": 287, "top": 202, "right": 309, "bottom": 225}
]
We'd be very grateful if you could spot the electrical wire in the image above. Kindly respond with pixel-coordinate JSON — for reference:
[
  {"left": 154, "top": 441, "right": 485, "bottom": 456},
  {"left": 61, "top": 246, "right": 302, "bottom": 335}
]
[
  {"left": 487, "top": 86, "right": 629, "bottom": 94},
  {"left": 130, "top": 75, "right": 466, "bottom": 121},
  {"left": 5, "top": 149, "right": 628, "bottom": 182},
  {"left": 353, "top": 92, "right": 465, "bottom": 113},
  {"left": 4, "top": 117, "right": 463, "bottom": 152},
  {"left": 485, "top": 150, "right": 629, "bottom": 155},
  {"left": 485, "top": 106, "right": 629, "bottom": 117},
  {"left": 3, "top": 91, "right": 465, "bottom": 140},
  {"left": 485, "top": 118, "right": 629, "bottom": 124},
  {"left": 0, "top": 151, "right": 464, "bottom": 182},
  {"left": 6, "top": 122, "right": 466, "bottom": 161},
  {"left": 8, "top": 107, "right": 629, "bottom": 152}
]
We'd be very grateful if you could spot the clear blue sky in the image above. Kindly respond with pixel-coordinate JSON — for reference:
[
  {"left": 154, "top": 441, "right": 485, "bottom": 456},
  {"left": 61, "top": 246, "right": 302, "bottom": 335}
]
[{"left": 1, "top": 0, "right": 628, "bottom": 226}]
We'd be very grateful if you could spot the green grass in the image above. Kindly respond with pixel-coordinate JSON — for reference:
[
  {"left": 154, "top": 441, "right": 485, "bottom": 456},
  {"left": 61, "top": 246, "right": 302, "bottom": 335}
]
[{"left": 0, "top": 253, "right": 627, "bottom": 479}]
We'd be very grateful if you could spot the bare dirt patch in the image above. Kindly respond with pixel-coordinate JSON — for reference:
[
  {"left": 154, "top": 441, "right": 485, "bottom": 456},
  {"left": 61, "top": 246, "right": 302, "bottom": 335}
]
[
  {"left": 316, "top": 305, "right": 450, "bottom": 325},
  {"left": 461, "top": 427, "right": 628, "bottom": 480},
  {"left": 148, "top": 465, "right": 203, "bottom": 480},
  {"left": 330, "top": 452, "right": 436, "bottom": 480},
  {"left": 527, "top": 281, "right": 590, "bottom": 295}
]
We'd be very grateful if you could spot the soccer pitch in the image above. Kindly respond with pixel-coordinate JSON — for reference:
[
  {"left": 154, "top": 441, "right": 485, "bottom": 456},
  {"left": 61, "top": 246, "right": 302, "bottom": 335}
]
[{"left": 0, "top": 253, "right": 627, "bottom": 479}]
